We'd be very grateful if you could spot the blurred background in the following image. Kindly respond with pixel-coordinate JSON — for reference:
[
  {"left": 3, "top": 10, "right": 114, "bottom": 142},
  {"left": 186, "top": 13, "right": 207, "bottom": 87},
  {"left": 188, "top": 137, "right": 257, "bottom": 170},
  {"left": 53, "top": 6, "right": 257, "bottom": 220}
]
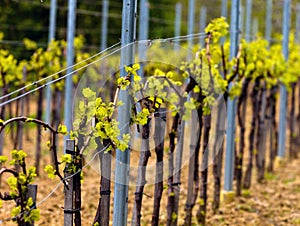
[{"left": 1, "top": 0, "right": 300, "bottom": 59}]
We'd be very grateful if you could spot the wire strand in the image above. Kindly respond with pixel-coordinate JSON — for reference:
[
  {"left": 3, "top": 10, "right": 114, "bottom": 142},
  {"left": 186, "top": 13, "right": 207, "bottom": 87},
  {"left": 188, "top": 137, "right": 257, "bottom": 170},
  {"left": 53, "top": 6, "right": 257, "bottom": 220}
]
[
  {"left": 0, "top": 32, "right": 212, "bottom": 107},
  {"left": 0, "top": 143, "right": 109, "bottom": 224},
  {"left": 0, "top": 41, "right": 121, "bottom": 102}
]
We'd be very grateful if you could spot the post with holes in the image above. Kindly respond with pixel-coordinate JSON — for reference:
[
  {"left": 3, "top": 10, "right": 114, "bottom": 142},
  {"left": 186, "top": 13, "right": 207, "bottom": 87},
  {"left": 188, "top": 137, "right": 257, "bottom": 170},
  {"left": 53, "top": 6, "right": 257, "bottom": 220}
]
[
  {"left": 64, "top": 0, "right": 77, "bottom": 143},
  {"left": 64, "top": 139, "right": 75, "bottom": 226},
  {"left": 113, "top": 0, "right": 137, "bottom": 225},
  {"left": 174, "top": 2, "right": 182, "bottom": 51},
  {"left": 100, "top": 0, "right": 109, "bottom": 51},
  {"left": 277, "top": 0, "right": 291, "bottom": 160},
  {"left": 26, "top": 184, "right": 38, "bottom": 226},
  {"left": 222, "top": 0, "right": 240, "bottom": 203},
  {"left": 45, "top": 0, "right": 57, "bottom": 124}
]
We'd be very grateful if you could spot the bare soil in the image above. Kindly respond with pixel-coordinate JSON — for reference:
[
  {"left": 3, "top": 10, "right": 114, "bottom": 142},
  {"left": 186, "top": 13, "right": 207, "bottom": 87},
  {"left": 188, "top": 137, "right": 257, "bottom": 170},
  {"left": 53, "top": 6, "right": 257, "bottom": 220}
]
[{"left": 1, "top": 129, "right": 300, "bottom": 226}]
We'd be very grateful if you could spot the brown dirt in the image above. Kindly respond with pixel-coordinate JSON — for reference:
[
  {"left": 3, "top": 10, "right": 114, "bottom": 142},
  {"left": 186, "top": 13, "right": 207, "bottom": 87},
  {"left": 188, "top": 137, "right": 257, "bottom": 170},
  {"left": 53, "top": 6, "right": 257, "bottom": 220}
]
[
  {"left": 1, "top": 127, "right": 300, "bottom": 226},
  {"left": 0, "top": 98, "right": 300, "bottom": 225}
]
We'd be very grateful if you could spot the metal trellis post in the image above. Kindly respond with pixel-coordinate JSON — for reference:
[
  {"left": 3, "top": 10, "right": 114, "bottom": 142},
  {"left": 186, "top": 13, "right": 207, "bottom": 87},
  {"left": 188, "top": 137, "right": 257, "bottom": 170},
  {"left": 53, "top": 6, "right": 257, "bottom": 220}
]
[
  {"left": 252, "top": 17, "right": 258, "bottom": 39},
  {"left": 223, "top": 0, "right": 240, "bottom": 194},
  {"left": 245, "top": 0, "right": 252, "bottom": 42},
  {"left": 174, "top": 2, "right": 182, "bottom": 51},
  {"left": 64, "top": 0, "right": 77, "bottom": 143},
  {"left": 239, "top": 4, "right": 244, "bottom": 35},
  {"left": 45, "top": 0, "right": 57, "bottom": 124},
  {"left": 277, "top": 0, "right": 291, "bottom": 158},
  {"left": 138, "top": 0, "right": 149, "bottom": 72},
  {"left": 113, "top": 0, "right": 137, "bottom": 225},
  {"left": 221, "top": 0, "right": 228, "bottom": 18},
  {"left": 265, "top": 0, "right": 272, "bottom": 42},
  {"left": 220, "top": 0, "right": 228, "bottom": 45},
  {"left": 199, "top": 6, "right": 207, "bottom": 47},
  {"left": 187, "top": 0, "right": 195, "bottom": 53},
  {"left": 295, "top": 4, "right": 300, "bottom": 44},
  {"left": 100, "top": 0, "right": 109, "bottom": 51}
]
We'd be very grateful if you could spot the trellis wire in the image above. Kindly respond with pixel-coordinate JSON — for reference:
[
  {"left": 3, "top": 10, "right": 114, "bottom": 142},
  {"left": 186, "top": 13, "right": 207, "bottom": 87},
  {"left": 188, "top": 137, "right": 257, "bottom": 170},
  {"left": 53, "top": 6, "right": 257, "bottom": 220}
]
[
  {"left": 0, "top": 32, "right": 209, "bottom": 107},
  {"left": 0, "top": 143, "right": 110, "bottom": 225},
  {"left": 0, "top": 104, "right": 170, "bottom": 225},
  {"left": 0, "top": 41, "right": 121, "bottom": 102}
]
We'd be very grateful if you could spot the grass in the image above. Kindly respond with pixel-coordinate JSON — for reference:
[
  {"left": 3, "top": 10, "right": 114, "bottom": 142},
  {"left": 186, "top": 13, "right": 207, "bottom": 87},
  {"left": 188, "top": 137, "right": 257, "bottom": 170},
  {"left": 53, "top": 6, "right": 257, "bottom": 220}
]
[{"left": 264, "top": 172, "right": 278, "bottom": 181}]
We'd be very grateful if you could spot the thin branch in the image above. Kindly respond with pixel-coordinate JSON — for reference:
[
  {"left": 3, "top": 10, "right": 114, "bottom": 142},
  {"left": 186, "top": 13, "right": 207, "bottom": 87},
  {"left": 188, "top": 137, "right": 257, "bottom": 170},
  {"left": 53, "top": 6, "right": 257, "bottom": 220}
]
[{"left": 0, "top": 116, "right": 56, "bottom": 134}]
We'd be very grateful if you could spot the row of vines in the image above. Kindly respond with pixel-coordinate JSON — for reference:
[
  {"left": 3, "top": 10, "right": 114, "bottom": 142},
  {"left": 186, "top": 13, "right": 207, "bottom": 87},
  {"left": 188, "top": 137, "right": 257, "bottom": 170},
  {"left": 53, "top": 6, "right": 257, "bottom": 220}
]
[{"left": 0, "top": 17, "right": 300, "bottom": 225}]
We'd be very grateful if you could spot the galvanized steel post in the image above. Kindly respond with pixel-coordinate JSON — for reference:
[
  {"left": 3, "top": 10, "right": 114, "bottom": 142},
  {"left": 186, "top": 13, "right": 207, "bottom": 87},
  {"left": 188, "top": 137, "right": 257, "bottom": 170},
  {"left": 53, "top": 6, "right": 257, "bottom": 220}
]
[
  {"left": 199, "top": 6, "right": 207, "bottom": 47},
  {"left": 221, "top": 0, "right": 228, "bottom": 18},
  {"left": 100, "top": 0, "right": 109, "bottom": 51},
  {"left": 277, "top": 0, "right": 291, "bottom": 158},
  {"left": 138, "top": 0, "right": 149, "bottom": 64},
  {"left": 220, "top": 0, "right": 228, "bottom": 45},
  {"left": 187, "top": 0, "right": 195, "bottom": 52},
  {"left": 45, "top": 0, "right": 57, "bottom": 124},
  {"left": 113, "top": 0, "right": 137, "bottom": 225},
  {"left": 224, "top": 0, "right": 240, "bottom": 193},
  {"left": 245, "top": 0, "right": 252, "bottom": 41},
  {"left": 64, "top": 0, "right": 77, "bottom": 141},
  {"left": 174, "top": 2, "right": 182, "bottom": 51},
  {"left": 265, "top": 0, "right": 272, "bottom": 42},
  {"left": 296, "top": 4, "right": 300, "bottom": 43}
]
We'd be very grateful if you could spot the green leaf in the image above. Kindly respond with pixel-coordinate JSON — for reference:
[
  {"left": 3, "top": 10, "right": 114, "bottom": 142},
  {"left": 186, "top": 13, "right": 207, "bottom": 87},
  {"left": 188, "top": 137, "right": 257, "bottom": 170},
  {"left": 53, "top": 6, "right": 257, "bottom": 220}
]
[
  {"left": 82, "top": 87, "right": 96, "bottom": 100},
  {"left": 11, "top": 206, "right": 21, "bottom": 217},
  {"left": 0, "top": 155, "right": 8, "bottom": 164},
  {"left": 25, "top": 209, "right": 40, "bottom": 223},
  {"left": 27, "top": 197, "right": 34, "bottom": 208},
  {"left": 133, "top": 108, "right": 150, "bottom": 125},
  {"left": 44, "top": 165, "right": 56, "bottom": 179},
  {"left": 57, "top": 124, "right": 68, "bottom": 135},
  {"left": 205, "top": 17, "right": 229, "bottom": 43},
  {"left": 23, "top": 38, "right": 37, "bottom": 50},
  {"left": 25, "top": 118, "right": 34, "bottom": 122},
  {"left": 117, "top": 77, "right": 130, "bottom": 90},
  {"left": 61, "top": 154, "right": 72, "bottom": 164},
  {"left": 7, "top": 176, "right": 17, "bottom": 191},
  {"left": 17, "top": 173, "right": 27, "bottom": 185},
  {"left": 10, "top": 149, "right": 27, "bottom": 165}
]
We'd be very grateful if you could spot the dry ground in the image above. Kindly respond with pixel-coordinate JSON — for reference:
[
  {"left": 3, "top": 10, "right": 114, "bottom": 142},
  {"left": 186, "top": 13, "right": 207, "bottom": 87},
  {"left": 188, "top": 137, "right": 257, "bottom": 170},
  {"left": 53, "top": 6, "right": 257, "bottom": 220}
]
[
  {"left": 0, "top": 129, "right": 300, "bottom": 226},
  {"left": 0, "top": 98, "right": 300, "bottom": 225}
]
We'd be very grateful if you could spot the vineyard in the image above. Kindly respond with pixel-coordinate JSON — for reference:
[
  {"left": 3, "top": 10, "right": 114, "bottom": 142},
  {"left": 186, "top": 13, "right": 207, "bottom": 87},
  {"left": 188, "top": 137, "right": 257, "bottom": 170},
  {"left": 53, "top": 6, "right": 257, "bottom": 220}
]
[{"left": 1, "top": 0, "right": 300, "bottom": 226}]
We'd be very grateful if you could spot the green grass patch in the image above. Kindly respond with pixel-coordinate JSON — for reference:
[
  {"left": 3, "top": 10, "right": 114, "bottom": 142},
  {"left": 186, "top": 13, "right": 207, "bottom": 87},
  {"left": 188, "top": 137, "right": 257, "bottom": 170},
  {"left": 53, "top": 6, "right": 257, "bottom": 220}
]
[
  {"left": 264, "top": 172, "right": 278, "bottom": 181},
  {"left": 283, "top": 177, "right": 295, "bottom": 184},
  {"left": 242, "top": 189, "right": 251, "bottom": 198}
]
